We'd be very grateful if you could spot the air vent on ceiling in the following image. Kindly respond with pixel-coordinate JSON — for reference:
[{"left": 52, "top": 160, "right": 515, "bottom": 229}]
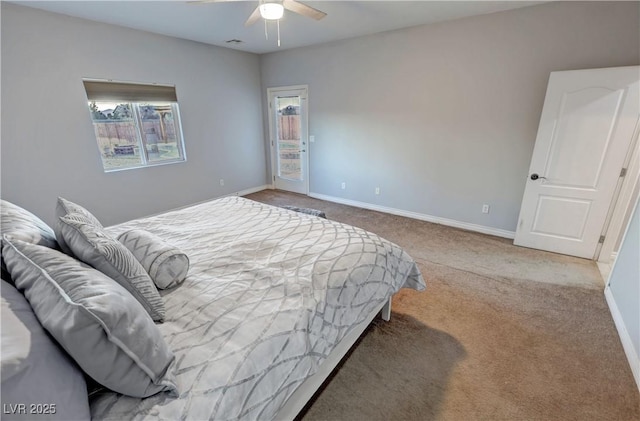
[{"left": 225, "top": 39, "right": 243, "bottom": 44}]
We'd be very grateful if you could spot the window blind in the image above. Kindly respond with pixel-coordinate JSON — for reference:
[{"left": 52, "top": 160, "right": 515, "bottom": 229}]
[{"left": 83, "top": 80, "right": 177, "bottom": 102}]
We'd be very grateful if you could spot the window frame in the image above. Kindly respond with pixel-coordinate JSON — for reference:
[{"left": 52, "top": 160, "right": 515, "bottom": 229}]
[{"left": 84, "top": 79, "right": 187, "bottom": 173}]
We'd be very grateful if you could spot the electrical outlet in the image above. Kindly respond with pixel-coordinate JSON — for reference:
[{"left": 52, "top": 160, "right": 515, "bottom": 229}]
[
  {"left": 375, "top": 187, "right": 380, "bottom": 195},
  {"left": 219, "top": 179, "right": 225, "bottom": 186},
  {"left": 482, "top": 204, "right": 490, "bottom": 214},
  {"left": 341, "top": 182, "right": 346, "bottom": 190}
]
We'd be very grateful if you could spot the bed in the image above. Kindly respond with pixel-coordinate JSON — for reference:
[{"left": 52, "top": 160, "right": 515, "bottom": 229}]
[{"left": 1, "top": 195, "right": 425, "bottom": 421}]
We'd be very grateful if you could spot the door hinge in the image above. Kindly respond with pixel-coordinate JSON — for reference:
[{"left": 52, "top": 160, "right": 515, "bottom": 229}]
[
  {"left": 599, "top": 235, "right": 606, "bottom": 244},
  {"left": 273, "top": 175, "right": 275, "bottom": 182},
  {"left": 620, "top": 167, "right": 627, "bottom": 177}
]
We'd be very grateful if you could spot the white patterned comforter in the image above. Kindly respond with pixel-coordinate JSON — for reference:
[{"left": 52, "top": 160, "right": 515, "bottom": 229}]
[{"left": 90, "top": 196, "right": 425, "bottom": 420}]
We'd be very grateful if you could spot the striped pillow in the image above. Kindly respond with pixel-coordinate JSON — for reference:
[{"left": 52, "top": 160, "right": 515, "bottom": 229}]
[
  {"left": 58, "top": 213, "right": 165, "bottom": 322},
  {"left": 118, "top": 229, "right": 189, "bottom": 290},
  {"left": 55, "top": 197, "right": 103, "bottom": 256}
]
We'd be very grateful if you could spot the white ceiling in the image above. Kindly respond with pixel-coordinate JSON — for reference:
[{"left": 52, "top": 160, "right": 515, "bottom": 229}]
[{"left": 14, "top": 1, "right": 544, "bottom": 54}]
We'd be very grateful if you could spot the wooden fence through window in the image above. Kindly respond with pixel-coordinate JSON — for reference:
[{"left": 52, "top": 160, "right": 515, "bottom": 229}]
[{"left": 278, "top": 115, "right": 300, "bottom": 141}]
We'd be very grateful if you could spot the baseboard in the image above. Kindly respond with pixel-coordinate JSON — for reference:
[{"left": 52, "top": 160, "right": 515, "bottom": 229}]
[
  {"left": 596, "top": 261, "right": 612, "bottom": 285},
  {"left": 604, "top": 286, "right": 640, "bottom": 391},
  {"left": 308, "top": 192, "right": 516, "bottom": 239},
  {"left": 122, "top": 184, "right": 270, "bottom": 223},
  {"left": 229, "top": 185, "right": 270, "bottom": 197}
]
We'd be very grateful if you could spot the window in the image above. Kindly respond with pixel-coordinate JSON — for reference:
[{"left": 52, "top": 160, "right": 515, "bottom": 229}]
[{"left": 83, "top": 80, "right": 186, "bottom": 172}]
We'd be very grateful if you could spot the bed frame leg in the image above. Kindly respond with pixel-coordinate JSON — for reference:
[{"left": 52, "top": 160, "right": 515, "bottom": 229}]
[{"left": 381, "top": 297, "right": 392, "bottom": 321}]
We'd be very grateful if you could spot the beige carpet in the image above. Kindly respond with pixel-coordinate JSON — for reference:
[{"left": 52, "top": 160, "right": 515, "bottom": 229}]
[{"left": 245, "top": 190, "right": 639, "bottom": 421}]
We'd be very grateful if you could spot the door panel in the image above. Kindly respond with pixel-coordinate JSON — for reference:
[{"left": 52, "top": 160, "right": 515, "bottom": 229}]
[
  {"left": 268, "top": 86, "right": 308, "bottom": 194},
  {"left": 545, "top": 88, "right": 624, "bottom": 188},
  {"left": 514, "top": 66, "right": 639, "bottom": 258},
  {"left": 531, "top": 196, "right": 591, "bottom": 239}
]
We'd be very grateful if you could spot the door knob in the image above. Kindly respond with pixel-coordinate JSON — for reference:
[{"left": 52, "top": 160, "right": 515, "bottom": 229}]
[
  {"left": 299, "top": 149, "right": 306, "bottom": 153},
  {"left": 530, "top": 173, "right": 547, "bottom": 180}
]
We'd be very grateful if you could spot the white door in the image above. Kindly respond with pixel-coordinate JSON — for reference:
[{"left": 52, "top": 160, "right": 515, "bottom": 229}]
[
  {"left": 268, "top": 86, "right": 309, "bottom": 195},
  {"left": 514, "top": 66, "right": 639, "bottom": 259}
]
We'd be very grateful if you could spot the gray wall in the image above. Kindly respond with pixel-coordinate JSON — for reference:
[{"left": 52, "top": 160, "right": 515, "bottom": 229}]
[
  {"left": 608, "top": 197, "right": 640, "bottom": 379},
  {"left": 1, "top": 3, "right": 267, "bottom": 227},
  {"left": 260, "top": 1, "right": 640, "bottom": 232}
]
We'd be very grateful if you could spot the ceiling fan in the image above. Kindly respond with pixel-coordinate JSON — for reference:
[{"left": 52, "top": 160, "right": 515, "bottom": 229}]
[
  {"left": 193, "top": 0, "right": 327, "bottom": 27},
  {"left": 192, "top": 0, "right": 327, "bottom": 47}
]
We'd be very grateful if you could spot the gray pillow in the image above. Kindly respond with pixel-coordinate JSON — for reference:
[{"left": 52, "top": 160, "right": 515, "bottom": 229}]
[
  {"left": 57, "top": 213, "right": 165, "bottom": 322},
  {"left": 2, "top": 237, "right": 178, "bottom": 398},
  {"left": 55, "top": 197, "right": 102, "bottom": 255},
  {"left": 118, "top": 229, "right": 190, "bottom": 289},
  {"left": 1, "top": 280, "right": 91, "bottom": 421},
  {"left": 1, "top": 200, "right": 59, "bottom": 281}
]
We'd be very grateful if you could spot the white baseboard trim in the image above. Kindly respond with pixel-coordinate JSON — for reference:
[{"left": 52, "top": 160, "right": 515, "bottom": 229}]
[
  {"left": 308, "top": 192, "right": 516, "bottom": 239},
  {"left": 229, "top": 184, "right": 270, "bottom": 197},
  {"left": 596, "top": 261, "right": 612, "bottom": 285},
  {"left": 126, "top": 185, "right": 270, "bottom": 223},
  {"left": 604, "top": 286, "right": 640, "bottom": 391}
]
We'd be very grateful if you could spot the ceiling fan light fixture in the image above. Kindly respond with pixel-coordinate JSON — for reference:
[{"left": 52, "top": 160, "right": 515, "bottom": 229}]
[{"left": 259, "top": 2, "right": 284, "bottom": 20}]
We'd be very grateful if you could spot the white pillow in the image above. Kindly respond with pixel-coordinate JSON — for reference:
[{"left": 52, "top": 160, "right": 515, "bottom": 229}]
[{"left": 118, "top": 229, "right": 189, "bottom": 289}]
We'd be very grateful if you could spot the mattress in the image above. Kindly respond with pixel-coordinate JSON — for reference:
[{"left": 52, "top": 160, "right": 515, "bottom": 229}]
[{"left": 90, "top": 196, "right": 425, "bottom": 420}]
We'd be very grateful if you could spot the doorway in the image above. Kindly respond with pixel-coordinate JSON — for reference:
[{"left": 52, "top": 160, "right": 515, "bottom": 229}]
[
  {"left": 514, "top": 66, "right": 639, "bottom": 259},
  {"left": 267, "top": 85, "right": 309, "bottom": 195}
]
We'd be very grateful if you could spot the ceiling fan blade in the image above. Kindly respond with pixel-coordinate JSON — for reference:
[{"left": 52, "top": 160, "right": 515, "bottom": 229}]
[
  {"left": 282, "top": 0, "right": 327, "bottom": 20},
  {"left": 244, "top": 6, "right": 262, "bottom": 26}
]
